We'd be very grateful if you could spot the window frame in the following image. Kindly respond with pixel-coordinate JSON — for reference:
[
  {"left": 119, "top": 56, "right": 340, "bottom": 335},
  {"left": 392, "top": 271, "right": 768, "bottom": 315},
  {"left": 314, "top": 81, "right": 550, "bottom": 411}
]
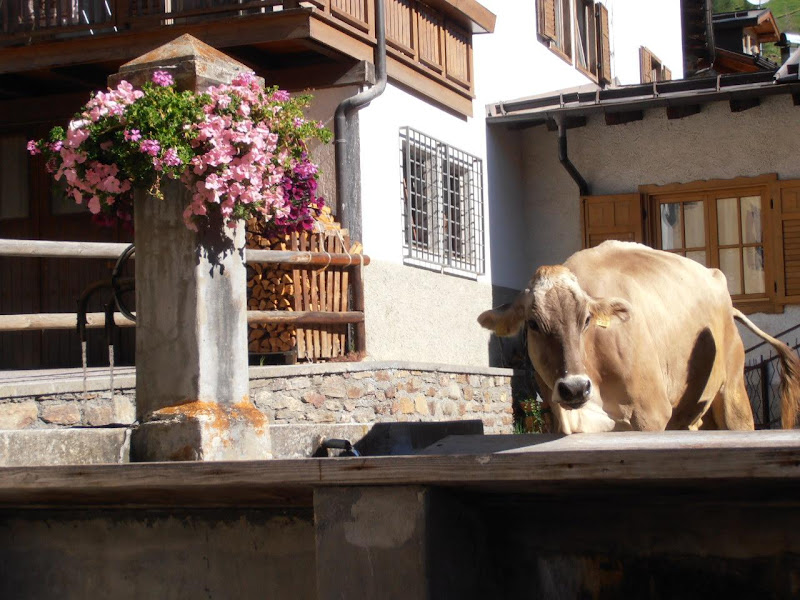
[
  {"left": 537, "top": 0, "right": 573, "bottom": 65},
  {"left": 538, "top": 0, "right": 609, "bottom": 82},
  {"left": 399, "top": 127, "right": 485, "bottom": 277},
  {"left": 573, "top": 0, "right": 598, "bottom": 82},
  {"left": 641, "top": 175, "right": 779, "bottom": 314}
]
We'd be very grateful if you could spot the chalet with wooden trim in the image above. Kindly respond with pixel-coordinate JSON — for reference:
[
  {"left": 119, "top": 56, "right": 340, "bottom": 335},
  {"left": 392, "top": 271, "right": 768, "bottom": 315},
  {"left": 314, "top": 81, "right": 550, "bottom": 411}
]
[{"left": 0, "top": 0, "right": 687, "bottom": 371}]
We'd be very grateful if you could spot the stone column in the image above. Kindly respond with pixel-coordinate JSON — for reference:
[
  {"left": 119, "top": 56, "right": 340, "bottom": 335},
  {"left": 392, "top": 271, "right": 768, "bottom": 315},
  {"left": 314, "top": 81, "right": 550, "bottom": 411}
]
[{"left": 111, "top": 35, "right": 271, "bottom": 461}]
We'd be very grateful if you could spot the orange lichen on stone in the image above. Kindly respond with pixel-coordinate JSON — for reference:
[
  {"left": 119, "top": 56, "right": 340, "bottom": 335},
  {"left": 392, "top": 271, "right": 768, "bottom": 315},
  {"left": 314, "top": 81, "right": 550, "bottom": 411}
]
[{"left": 154, "top": 397, "right": 267, "bottom": 435}]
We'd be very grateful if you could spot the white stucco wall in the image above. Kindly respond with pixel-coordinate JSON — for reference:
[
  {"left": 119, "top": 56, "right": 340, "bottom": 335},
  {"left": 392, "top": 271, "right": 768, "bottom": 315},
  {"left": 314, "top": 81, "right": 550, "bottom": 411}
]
[
  {"left": 352, "top": 0, "right": 685, "bottom": 365},
  {"left": 508, "top": 93, "right": 800, "bottom": 353}
]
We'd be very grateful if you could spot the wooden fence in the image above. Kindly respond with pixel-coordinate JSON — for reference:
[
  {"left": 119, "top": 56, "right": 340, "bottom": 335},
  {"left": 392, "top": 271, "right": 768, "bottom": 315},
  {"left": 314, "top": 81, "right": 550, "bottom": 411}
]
[{"left": 0, "top": 237, "right": 369, "bottom": 361}]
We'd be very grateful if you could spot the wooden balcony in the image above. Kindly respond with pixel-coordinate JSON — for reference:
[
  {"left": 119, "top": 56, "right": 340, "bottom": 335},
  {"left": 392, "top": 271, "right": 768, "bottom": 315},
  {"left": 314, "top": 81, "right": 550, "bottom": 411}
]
[{"left": 0, "top": 0, "right": 495, "bottom": 116}]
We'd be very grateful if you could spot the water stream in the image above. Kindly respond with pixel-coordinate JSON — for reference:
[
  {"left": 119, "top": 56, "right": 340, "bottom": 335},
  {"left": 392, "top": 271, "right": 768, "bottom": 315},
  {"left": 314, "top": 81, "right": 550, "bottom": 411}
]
[
  {"left": 81, "top": 340, "right": 88, "bottom": 399},
  {"left": 108, "top": 344, "right": 115, "bottom": 398}
]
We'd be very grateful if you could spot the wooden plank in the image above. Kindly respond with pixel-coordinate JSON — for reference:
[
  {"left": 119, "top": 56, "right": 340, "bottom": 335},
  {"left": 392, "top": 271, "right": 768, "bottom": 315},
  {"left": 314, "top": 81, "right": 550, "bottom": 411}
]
[
  {"left": 0, "top": 432, "right": 798, "bottom": 508},
  {"left": 0, "top": 312, "right": 134, "bottom": 331},
  {"left": 246, "top": 248, "right": 371, "bottom": 266},
  {"left": 309, "top": 234, "right": 321, "bottom": 358},
  {"left": 316, "top": 233, "right": 330, "bottom": 358},
  {"left": 247, "top": 310, "right": 364, "bottom": 325},
  {"left": 0, "top": 10, "right": 314, "bottom": 75},
  {"left": 291, "top": 232, "right": 305, "bottom": 360},
  {"left": 299, "top": 234, "right": 314, "bottom": 357},
  {"left": 331, "top": 235, "right": 344, "bottom": 356},
  {"left": 341, "top": 234, "right": 350, "bottom": 353},
  {"left": 323, "top": 233, "right": 334, "bottom": 357},
  {"left": 0, "top": 239, "right": 131, "bottom": 259}
]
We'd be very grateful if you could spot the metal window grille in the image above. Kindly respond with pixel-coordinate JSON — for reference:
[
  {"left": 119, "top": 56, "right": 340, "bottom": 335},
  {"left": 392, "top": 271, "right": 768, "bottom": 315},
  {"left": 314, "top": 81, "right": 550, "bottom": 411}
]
[{"left": 399, "top": 127, "right": 484, "bottom": 274}]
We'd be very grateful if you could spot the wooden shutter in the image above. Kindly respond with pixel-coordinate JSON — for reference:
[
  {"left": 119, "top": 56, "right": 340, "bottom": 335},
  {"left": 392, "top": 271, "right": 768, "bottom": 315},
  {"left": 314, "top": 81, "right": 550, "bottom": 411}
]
[
  {"left": 639, "top": 47, "right": 653, "bottom": 83},
  {"left": 595, "top": 2, "right": 611, "bottom": 85},
  {"left": 662, "top": 66, "right": 672, "bottom": 81},
  {"left": 538, "top": 0, "right": 557, "bottom": 40},
  {"left": 581, "top": 194, "right": 643, "bottom": 249},
  {"left": 773, "top": 181, "right": 800, "bottom": 305}
]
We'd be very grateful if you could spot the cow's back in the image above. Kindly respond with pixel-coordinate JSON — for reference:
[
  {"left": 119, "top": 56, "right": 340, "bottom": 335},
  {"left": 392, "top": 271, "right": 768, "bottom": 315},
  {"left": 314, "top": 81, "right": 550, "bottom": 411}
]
[{"left": 564, "top": 241, "right": 736, "bottom": 413}]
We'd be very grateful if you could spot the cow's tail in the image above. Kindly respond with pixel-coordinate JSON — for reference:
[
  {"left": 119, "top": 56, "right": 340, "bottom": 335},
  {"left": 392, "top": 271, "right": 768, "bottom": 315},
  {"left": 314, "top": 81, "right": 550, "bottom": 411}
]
[{"left": 733, "top": 308, "right": 800, "bottom": 429}]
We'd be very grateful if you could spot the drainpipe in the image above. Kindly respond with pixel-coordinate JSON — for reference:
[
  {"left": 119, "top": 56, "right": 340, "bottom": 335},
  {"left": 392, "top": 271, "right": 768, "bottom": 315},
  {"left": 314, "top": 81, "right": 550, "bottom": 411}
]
[
  {"left": 555, "top": 115, "right": 589, "bottom": 196},
  {"left": 334, "top": 0, "right": 387, "bottom": 242}
]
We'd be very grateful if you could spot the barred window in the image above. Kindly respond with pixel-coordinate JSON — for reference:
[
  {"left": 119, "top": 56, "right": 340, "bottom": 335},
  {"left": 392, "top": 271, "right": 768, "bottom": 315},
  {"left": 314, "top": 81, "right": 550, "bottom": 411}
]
[{"left": 399, "top": 127, "right": 484, "bottom": 275}]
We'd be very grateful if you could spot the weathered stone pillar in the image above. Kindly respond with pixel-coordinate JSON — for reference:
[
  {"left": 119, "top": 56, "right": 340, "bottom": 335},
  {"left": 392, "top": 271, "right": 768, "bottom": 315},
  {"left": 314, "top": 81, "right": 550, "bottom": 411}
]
[{"left": 110, "top": 35, "right": 271, "bottom": 460}]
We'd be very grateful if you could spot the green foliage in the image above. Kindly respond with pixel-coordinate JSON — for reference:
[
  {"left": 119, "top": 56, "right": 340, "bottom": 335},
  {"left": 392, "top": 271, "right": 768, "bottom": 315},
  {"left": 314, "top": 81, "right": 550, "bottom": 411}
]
[{"left": 514, "top": 397, "right": 547, "bottom": 434}]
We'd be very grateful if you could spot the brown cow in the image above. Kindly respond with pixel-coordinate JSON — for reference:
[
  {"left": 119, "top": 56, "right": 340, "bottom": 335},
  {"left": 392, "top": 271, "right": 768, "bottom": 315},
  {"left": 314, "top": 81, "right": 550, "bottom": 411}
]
[{"left": 478, "top": 241, "right": 800, "bottom": 433}]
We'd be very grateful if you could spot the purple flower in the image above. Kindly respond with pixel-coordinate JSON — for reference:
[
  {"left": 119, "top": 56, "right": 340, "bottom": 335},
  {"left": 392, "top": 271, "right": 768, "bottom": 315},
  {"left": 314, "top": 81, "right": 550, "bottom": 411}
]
[
  {"left": 152, "top": 70, "right": 174, "bottom": 87},
  {"left": 162, "top": 147, "right": 182, "bottom": 167},
  {"left": 27, "top": 140, "right": 41, "bottom": 155},
  {"left": 49, "top": 140, "right": 63, "bottom": 152},
  {"left": 139, "top": 139, "right": 161, "bottom": 156},
  {"left": 124, "top": 129, "right": 141, "bottom": 142}
]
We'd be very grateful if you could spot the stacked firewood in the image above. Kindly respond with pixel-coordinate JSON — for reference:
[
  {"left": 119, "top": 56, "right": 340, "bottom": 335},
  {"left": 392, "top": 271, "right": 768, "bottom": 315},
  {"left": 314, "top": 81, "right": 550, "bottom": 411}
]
[
  {"left": 246, "top": 222, "right": 296, "bottom": 355},
  {"left": 245, "top": 206, "right": 353, "bottom": 359}
]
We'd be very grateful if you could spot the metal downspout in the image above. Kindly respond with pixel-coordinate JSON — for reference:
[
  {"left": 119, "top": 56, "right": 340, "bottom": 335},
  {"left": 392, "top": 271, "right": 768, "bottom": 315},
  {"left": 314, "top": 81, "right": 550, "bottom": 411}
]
[
  {"left": 334, "top": 0, "right": 387, "bottom": 241},
  {"left": 555, "top": 115, "right": 589, "bottom": 196}
]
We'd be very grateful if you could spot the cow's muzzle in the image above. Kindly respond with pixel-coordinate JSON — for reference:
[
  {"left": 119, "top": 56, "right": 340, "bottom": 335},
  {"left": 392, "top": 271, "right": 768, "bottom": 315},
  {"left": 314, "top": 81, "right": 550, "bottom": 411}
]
[{"left": 556, "top": 375, "right": 592, "bottom": 409}]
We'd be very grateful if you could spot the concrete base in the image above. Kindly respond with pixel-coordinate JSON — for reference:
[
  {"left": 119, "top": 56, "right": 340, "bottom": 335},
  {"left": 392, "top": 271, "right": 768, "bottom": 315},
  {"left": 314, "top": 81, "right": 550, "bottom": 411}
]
[
  {"left": 0, "top": 429, "right": 131, "bottom": 466},
  {"left": 131, "top": 404, "right": 272, "bottom": 461}
]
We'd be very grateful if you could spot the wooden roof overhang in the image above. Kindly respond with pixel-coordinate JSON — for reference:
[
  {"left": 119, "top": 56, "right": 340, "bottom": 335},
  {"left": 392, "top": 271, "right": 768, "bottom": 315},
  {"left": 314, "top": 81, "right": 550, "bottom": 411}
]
[
  {"left": 487, "top": 71, "right": 800, "bottom": 130},
  {"left": 713, "top": 9, "right": 781, "bottom": 44},
  {"left": 715, "top": 46, "right": 779, "bottom": 74},
  {"left": 0, "top": 1, "right": 495, "bottom": 118}
]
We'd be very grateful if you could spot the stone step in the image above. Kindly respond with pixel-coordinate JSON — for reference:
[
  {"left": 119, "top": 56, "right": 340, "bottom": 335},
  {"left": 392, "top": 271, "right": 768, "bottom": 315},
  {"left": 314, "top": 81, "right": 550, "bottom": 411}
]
[{"left": 0, "top": 428, "right": 132, "bottom": 467}]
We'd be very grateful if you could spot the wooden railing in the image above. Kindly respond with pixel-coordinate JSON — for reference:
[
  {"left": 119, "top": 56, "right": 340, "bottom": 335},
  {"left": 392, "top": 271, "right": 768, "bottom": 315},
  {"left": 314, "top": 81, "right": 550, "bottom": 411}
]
[
  {"left": 0, "top": 238, "right": 369, "bottom": 357},
  {"left": 1, "top": 0, "right": 474, "bottom": 94}
]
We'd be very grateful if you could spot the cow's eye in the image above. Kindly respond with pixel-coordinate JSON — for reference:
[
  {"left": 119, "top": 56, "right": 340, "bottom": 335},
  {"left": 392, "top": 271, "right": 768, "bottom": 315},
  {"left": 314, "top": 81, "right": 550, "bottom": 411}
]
[
  {"left": 527, "top": 319, "right": 540, "bottom": 333},
  {"left": 583, "top": 315, "right": 592, "bottom": 330}
]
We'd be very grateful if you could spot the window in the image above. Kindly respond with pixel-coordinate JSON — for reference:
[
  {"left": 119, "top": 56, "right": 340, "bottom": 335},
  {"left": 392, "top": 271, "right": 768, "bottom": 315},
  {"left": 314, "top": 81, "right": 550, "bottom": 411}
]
[
  {"left": 538, "top": 0, "right": 572, "bottom": 62},
  {"left": 654, "top": 190, "right": 765, "bottom": 297},
  {"left": 537, "top": 0, "right": 611, "bottom": 85},
  {"left": 639, "top": 46, "right": 672, "bottom": 83},
  {"left": 400, "top": 127, "right": 484, "bottom": 275},
  {"left": 583, "top": 175, "right": 800, "bottom": 314},
  {"left": 574, "top": 0, "right": 597, "bottom": 77}
]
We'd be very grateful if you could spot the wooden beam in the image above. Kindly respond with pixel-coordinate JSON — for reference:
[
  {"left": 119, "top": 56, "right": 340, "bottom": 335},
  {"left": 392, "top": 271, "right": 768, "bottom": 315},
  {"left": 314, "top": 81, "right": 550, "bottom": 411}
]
[
  {"left": 545, "top": 116, "right": 587, "bottom": 131},
  {"left": 247, "top": 310, "right": 363, "bottom": 325},
  {"left": 730, "top": 97, "right": 760, "bottom": 113},
  {"left": 263, "top": 59, "right": 375, "bottom": 90},
  {"left": 666, "top": 104, "right": 701, "bottom": 120},
  {"left": 0, "top": 10, "right": 314, "bottom": 75},
  {"left": 0, "top": 312, "right": 134, "bottom": 331},
  {"left": 604, "top": 110, "right": 643, "bottom": 126},
  {"left": 246, "top": 249, "right": 370, "bottom": 267},
  {"left": 0, "top": 431, "right": 798, "bottom": 507},
  {"left": 0, "top": 239, "right": 131, "bottom": 259}
]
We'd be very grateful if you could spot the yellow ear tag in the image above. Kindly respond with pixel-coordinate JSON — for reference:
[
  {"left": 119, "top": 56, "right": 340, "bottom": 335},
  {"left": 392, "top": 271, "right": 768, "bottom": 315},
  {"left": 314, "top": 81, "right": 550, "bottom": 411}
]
[{"left": 595, "top": 315, "right": 611, "bottom": 329}]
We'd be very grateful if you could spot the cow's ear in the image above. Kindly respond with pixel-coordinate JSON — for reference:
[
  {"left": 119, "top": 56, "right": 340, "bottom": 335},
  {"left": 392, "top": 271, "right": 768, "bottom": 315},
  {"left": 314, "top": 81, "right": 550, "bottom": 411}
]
[
  {"left": 590, "top": 297, "right": 632, "bottom": 328},
  {"left": 478, "top": 297, "right": 527, "bottom": 337}
]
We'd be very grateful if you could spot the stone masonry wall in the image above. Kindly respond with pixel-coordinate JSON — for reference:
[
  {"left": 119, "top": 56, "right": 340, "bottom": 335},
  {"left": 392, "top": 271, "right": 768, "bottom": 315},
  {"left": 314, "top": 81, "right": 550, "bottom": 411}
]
[
  {"left": 0, "top": 363, "right": 520, "bottom": 437},
  {"left": 250, "top": 367, "right": 515, "bottom": 435},
  {"left": 0, "top": 391, "right": 135, "bottom": 431}
]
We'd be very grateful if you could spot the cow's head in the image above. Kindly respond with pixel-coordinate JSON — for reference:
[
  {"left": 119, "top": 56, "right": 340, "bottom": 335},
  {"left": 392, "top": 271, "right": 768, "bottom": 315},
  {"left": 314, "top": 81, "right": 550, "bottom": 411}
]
[{"left": 478, "top": 265, "right": 631, "bottom": 409}]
